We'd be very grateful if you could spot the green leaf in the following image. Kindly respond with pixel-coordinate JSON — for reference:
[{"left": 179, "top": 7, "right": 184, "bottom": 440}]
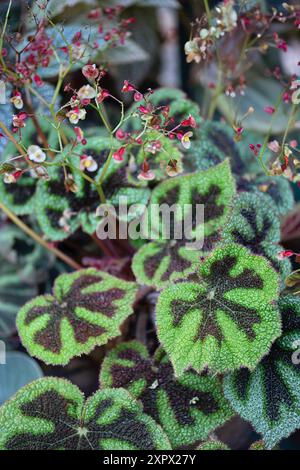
[
  {"left": 0, "top": 352, "right": 43, "bottom": 405},
  {"left": 0, "top": 119, "right": 59, "bottom": 215},
  {"left": 100, "top": 341, "right": 233, "bottom": 448},
  {"left": 197, "top": 440, "right": 230, "bottom": 450},
  {"left": 35, "top": 137, "right": 119, "bottom": 240},
  {"left": 284, "top": 269, "right": 300, "bottom": 295},
  {"left": 0, "top": 377, "right": 170, "bottom": 450},
  {"left": 156, "top": 243, "right": 281, "bottom": 376},
  {"left": 132, "top": 160, "right": 236, "bottom": 287},
  {"left": 222, "top": 192, "right": 291, "bottom": 282},
  {"left": 127, "top": 130, "right": 183, "bottom": 184},
  {"left": 35, "top": 137, "right": 148, "bottom": 240},
  {"left": 224, "top": 294, "right": 300, "bottom": 449},
  {"left": 187, "top": 120, "right": 247, "bottom": 176},
  {"left": 17, "top": 268, "right": 138, "bottom": 365},
  {"left": 242, "top": 175, "right": 294, "bottom": 216},
  {"left": 249, "top": 440, "right": 267, "bottom": 450}
]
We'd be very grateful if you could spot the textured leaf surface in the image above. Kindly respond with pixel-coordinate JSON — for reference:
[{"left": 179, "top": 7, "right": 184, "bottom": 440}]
[
  {"left": 0, "top": 378, "right": 170, "bottom": 450},
  {"left": 241, "top": 175, "right": 294, "bottom": 216},
  {"left": 132, "top": 160, "right": 235, "bottom": 287},
  {"left": 186, "top": 120, "right": 247, "bottom": 177},
  {"left": 35, "top": 138, "right": 117, "bottom": 240},
  {"left": 35, "top": 137, "right": 149, "bottom": 240},
  {"left": 222, "top": 192, "right": 291, "bottom": 281},
  {"left": 127, "top": 130, "right": 183, "bottom": 184},
  {"left": 157, "top": 243, "right": 281, "bottom": 375},
  {"left": 224, "top": 295, "right": 300, "bottom": 449},
  {"left": 0, "top": 352, "right": 43, "bottom": 405},
  {"left": 0, "top": 119, "right": 59, "bottom": 214},
  {"left": 100, "top": 341, "right": 233, "bottom": 448},
  {"left": 17, "top": 268, "right": 137, "bottom": 365},
  {"left": 197, "top": 440, "right": 230, "bottom": 450},
  {"left": 249, "top": 440, "right": 267, "bottom": 450}
]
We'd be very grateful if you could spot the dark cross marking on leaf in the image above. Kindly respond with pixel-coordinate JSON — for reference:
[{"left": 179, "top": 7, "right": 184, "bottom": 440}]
[
  {"left": 5, "top": 391, "right": 154, "bottom": 450},
  {"left": 143, "top": 182, "right": 226, "bottom": 281},
  {"left": 235, "top": 301, "right": 300, "bottom": 422},
  {"left": 141, "top": 363, "right": 219, "bottom": 426},
  {"left": 24, "top": 275, "right": 125, "bottom": 353},
  {"left": 110, "top": 348, "right": 156, "bottom": 388},
  {"left": 185, "top": 185, "right": 224, "bottom": 240},
  {"left": 108, "top": 348, "right": 219, "bottom": 427},
  {"left": 144, "top": 240, "right": 192, "bottom": 281},
  {"left": 44, "top": 150, "right": 128, "bottom": 229},
  {"left": 170, "top": 255, "right": 263, "bottom": 344},
  {"left": 143, "top": 232, "right": 219, "bottom": 282},
  {"left": 230, "top": 207, "right": 281, "bottom": 273}
]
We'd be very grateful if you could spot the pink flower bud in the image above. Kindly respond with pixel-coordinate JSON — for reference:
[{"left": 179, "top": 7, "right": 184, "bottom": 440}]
[
  {"left": 264, "top": 106, "right": 275, "bottom": 115},
  {"left": 112, "top": 147, "right": 126, "bottom": 163},
  {"left": 33, "top": 74, "right": 43, "bottom": 87},
  {"left": 134, "top": 91, "right": 143, "bottom": 102},
  {"left": 122, "top": 80, "right": 135, "bottom": 93}
]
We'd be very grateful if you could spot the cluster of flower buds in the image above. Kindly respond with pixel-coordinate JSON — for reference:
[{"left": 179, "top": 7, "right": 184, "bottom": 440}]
[
  {"left": 110, "top": 82, "right": 198, "bottom": 179},
  {"left": 87, "top": 6, "right": 135, "bottom": 46}
]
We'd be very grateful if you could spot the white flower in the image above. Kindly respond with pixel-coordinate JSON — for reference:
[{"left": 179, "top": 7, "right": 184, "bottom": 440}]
[
  {"left": 268, "top": 140, "right": 280, "bottom": 153},
  {"left": 77, "top": 85, "right": 96, "bottom": 101},
  {"left": 216, "top": 0, "right": 237, "bottom": 32},
  {"left": 181, "top": 131, "right": 193, "bottom": 149},
  {"left": 10, "top": 93, "right": 23, "bottom": 110},
  {"left": 66, "top": 108, "right": 86, "bottom": 124},
  {"left": 27, "top": 145, "right": 46, "bottom": 163},
  {"left": 80, "top": 154, "right": 98, "bottom": 172},
  {"left": 3, "top": 173, "right": 16, "bottom": 184}
]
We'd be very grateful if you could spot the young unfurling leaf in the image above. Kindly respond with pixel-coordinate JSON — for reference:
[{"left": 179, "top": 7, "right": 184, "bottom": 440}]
[
  {"left": 100, "top": 341, "right": 233, "bottom": 448},
  {"left": 132, "top": 160, "right": 235, "bottom": 287},
  {"left": 224, "top": 295, "right": 300, "bottom": 449},
  {"left": 17, "top": 268, "right": 138, "bottom": 365},
  {"left": 156, "top": 243, "right": 281, "bottom": 376},
  {"left": 0, "top": 377, "right": 170, "bottom": 450}
]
